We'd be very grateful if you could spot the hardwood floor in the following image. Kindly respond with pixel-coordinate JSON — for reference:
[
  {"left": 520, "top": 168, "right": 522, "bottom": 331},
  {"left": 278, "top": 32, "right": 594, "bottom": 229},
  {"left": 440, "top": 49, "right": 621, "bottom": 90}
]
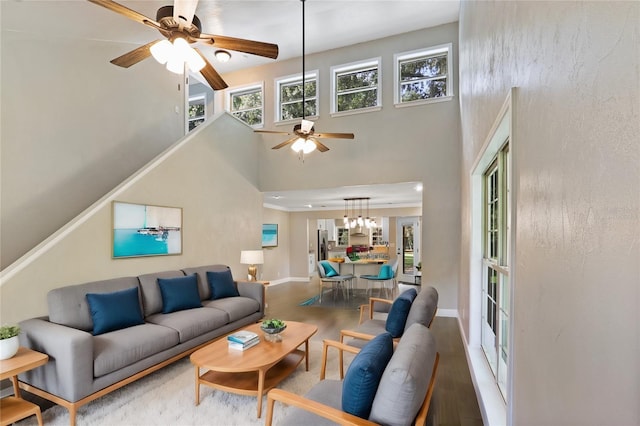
[{"left": 265, "top": 280, "right": 484, "bottom": 426}]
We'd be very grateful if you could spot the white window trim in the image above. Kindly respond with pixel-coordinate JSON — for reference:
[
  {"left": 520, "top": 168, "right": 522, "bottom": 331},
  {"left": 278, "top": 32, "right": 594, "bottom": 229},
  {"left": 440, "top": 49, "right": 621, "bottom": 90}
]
[
  {"left": 330, "top": 57, "right": 382, "bottom": 117},
  {"left": 274, "top": 70, "right": 319, "bottom": 125},
  {"left": 468, "top": 88, "right": 516, "bottom": 426},
  {"left": 225, "top": 81, "right": 265, "bottom": 129},
  {"left": 393, "top": 43, "right": 454, "bottom": 108}
]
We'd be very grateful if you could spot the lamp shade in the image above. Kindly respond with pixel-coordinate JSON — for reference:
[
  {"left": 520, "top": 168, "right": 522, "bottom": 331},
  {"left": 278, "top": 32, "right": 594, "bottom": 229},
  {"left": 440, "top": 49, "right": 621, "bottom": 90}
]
[{"left": 240, "top": 250, "right": 264, "bottom": 265}]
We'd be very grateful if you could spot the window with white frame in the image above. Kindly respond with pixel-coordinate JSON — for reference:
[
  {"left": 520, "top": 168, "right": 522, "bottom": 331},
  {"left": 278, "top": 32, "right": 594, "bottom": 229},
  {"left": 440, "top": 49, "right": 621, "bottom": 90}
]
[
  {"left": 330, "top": 58, "right": 381, "bottom": 115},
  {"left": 227, "top": 83, "right": 263, "bottom": 127},
  {"left": 188, "top": 94, "right": 206, "bottom": 132},
  {"left": 394, "top": 43, "right": 453, "bottom": 106},
  {"left": 481, "top": 141, "right": 510, "bottom": 400},
  {"left": 275, "top": 71, "right": 318, "bottom": 122}
]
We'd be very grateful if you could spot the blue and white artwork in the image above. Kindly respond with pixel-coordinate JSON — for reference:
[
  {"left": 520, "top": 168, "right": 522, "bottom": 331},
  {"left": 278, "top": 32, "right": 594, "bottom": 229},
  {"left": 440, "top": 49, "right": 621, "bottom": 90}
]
[
  {"left": 112, "top": 202, "right": 182, "bottom": 258},
  {"left": 262, "top": 224, "right": 278, "bottom": 247}
]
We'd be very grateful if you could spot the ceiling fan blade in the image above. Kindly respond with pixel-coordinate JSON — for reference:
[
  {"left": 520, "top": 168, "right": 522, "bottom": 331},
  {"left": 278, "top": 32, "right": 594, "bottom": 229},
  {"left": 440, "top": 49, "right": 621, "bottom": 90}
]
[
  {"left": 200, "top": 34, "right": 279, "bottom": 59},
  {"left": 110, "top": 41, "right": 157, "bottom": 68},
  {"left": 314, "top": 132, "right": 355, "bottom": 139},
  {"left": 173, "top": 0, "right": 198, "bottom": 26},
  {"left": 87, "top": 0, "right": 158, "bottom": 26},
  {"left": 255, "top": 130, "right": 292, "bottom": 135},
  {"left": 193, "top": 48, "right": 228, "bottom": 90},
  {"left": 271, "top": 136, "right": 299, "bottom": 150},
  {"left": 311, "top": 138, "right": 330, "bottom": 153}
]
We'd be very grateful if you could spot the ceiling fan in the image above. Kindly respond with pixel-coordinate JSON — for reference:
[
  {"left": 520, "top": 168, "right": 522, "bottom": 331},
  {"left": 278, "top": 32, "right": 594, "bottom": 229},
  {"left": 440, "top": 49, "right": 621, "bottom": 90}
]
[
  {"left": 87, "top": 0, "right": 279, "bottom": 90},
  {"left": 254, "top": 0, "right": 354, "bottom": 155}
]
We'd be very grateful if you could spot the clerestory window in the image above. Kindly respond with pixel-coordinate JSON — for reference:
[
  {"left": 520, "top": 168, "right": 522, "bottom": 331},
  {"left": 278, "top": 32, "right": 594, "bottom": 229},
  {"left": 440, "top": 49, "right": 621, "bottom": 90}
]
[
  {"left": 227, "top": 83, "right": 264, "bottom": 127},
  {"left": 330, "top": 58, "right": 382, "bottom": 116},
  {"left": 275, "top": 71, "right": 318, "bottom": 123}
]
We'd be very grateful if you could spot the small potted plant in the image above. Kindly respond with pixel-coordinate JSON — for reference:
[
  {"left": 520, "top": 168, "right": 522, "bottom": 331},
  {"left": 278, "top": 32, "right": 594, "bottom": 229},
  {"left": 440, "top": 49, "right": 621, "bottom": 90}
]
[
  {"left": 260, "top": 319, "right": 286, "bottom": 342},
  {"left": 0, "top": 325, "right": 20, "bottom": 360}
]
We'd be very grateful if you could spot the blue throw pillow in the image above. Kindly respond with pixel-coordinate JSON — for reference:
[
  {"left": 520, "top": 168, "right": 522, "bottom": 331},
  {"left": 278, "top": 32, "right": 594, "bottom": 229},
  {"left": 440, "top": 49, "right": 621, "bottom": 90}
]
[
  {"left": 342, "top": 332, "right": 393, "bottom": 418},
  {"left": 86, "top": 287, "right": 144, "bottom": 335},
  {"left": 320, "top": 261, "right": 339, "bottom": 277},
  {"left": 378, "top": 264, "right": 394, "bottom": 279},
  {"left": 385, "top": 288, "right": 418, "bottom": 337},
  {"left": 206, "top": 269, "right": 240, "bottom": 300},
  {"left": 158, "top": 274, "right": 202, "bottom": 313}
]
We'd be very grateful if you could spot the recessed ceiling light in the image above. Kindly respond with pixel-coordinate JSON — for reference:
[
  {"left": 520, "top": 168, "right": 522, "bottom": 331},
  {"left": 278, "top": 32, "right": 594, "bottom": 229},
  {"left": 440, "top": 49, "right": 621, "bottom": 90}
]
[
  {"left": 271, "top": 195, "right": 282, "bottom": 199},
  {"left": 306, "top": 204, "right": 313, "bottom": 208}
]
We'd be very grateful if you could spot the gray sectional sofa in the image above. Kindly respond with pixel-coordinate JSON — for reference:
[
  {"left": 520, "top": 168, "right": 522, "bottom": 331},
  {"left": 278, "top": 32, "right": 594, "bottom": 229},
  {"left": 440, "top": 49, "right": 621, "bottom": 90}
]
[{"left": 18, "top": 264, "right": 265, "bottom": 425}]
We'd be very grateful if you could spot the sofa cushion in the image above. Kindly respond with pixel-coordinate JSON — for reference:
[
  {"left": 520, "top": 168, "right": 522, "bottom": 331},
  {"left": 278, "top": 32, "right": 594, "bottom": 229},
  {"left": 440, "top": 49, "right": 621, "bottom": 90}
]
[
  {"left": 369, "top": 323, "right": 437, "bottom": 425},
  {"left": 385, "top": 288, "right": 417, "bottom": 337},
  {"left": 93, "top": 323, "right": 180, "bottom": 377},
  {"left": 319, "top": 261, "right": 339, "bottom": 277},
  {"left": 206, "top": 270, "right": 240, "bottom": 299},
  {"left": 145, "top": 307, "right": 229, "bottom": 343},
  {"left": 137, "top": 270, "right": 186, "bottom": 317},
  {"left": 182, "top": 264, "right": 232, "bottom": 300},
  {"left": 48, "top": 276, "right": 140, "bottom": 331},
  {"left": 202, "top": 297, "right": 260, "bottom": 323},
  {"left": 86, "top": 287, "right": 145, "bottom": 335},
  {"left": 342, "top": 332, "right": 393, "bottom": 419},
  {"left": 158, "top": 274, "right": 202, "bottom": 314}
]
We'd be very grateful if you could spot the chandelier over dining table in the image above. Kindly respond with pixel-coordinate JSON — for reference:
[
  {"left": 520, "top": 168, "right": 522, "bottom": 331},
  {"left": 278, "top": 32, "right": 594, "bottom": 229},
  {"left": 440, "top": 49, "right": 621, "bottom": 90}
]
[{"left": 343, "top": 198, "right": 377, "bottom": 229}]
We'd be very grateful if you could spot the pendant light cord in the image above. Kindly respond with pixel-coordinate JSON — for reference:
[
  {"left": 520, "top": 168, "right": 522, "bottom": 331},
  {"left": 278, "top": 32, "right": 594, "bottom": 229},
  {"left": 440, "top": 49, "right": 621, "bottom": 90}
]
[{"left": 301, "top": 0, "right": 306, "bottom": 120}]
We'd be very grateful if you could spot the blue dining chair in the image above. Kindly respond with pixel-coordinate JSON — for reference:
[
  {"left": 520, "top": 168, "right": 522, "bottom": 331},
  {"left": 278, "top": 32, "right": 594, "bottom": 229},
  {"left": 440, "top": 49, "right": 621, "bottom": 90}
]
[{"left": 360, "top": 263, "right": 395, "bottom": 298}]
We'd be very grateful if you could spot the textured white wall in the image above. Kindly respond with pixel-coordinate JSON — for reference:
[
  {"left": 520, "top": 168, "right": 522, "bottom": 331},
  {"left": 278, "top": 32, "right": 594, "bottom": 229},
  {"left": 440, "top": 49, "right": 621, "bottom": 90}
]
[{"left": 458, "top": 1, "right": 640, "bottom": 424}]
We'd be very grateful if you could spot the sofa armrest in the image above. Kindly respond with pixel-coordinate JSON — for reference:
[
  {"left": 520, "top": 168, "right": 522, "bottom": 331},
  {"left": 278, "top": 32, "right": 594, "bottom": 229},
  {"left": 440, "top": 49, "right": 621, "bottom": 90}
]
[
  {"left": 236, "top": 281, "right": 265, "bottom": 311},
  {"left": 265, "top": 388, "right": 377, "bottom": 426},
  {"left": 18, "top": 317, "right": 94, "bottom": 402}
]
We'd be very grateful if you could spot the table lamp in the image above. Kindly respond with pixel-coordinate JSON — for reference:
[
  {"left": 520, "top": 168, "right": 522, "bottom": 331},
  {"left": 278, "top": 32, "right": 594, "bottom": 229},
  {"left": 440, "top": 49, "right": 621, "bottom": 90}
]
[{"left": 240, "top": 250, "right": 264, "bottom": 281}]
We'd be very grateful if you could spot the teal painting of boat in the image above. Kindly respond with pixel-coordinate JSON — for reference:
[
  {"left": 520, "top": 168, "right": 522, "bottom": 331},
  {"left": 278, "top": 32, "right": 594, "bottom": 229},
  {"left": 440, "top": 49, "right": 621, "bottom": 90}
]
[{"left": 112, "top": 202, "right": 182, "bottom": 258}]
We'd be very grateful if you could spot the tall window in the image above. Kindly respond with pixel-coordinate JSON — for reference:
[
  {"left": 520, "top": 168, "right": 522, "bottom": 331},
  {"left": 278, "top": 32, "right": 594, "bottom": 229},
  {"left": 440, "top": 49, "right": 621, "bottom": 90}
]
[
  {"left": 482, "top": 142, "right": 510, "bottom": 400},
  {"left": 394, "top": 43, "right": 453, "bottom": 106},
  {"left": 227, "top": 83, "right": 263, "bottom": 127},
  {"left": 330, "top": 58, "right": 382, "bottom": 115},
  {"left": 188, "top": 95, "right": 206, "bottom": 132},
  {"left": 275, "top": 71, "right": 318, "bottom": 122}
]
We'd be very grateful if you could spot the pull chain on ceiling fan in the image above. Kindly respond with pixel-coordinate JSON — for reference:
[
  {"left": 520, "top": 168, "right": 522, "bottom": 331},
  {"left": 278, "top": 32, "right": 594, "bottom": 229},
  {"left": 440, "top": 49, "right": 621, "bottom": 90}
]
[
  {"left": 255, "top": 0, "right": 355, "bottom": 158},
  {"left": 87, "top": 0, "right": 279, "bottom": 90}
]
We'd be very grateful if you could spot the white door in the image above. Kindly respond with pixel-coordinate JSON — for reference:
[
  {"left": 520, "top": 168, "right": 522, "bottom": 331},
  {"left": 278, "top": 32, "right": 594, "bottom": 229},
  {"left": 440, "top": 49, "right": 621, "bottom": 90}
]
[{"left": 395, "top": 217, "right": 421, "bottom": 283}]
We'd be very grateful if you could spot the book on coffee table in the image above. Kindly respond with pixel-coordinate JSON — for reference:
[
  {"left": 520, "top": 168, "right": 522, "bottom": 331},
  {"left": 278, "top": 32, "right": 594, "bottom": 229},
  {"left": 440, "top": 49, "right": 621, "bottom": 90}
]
[
  {"left": 228, "top": 338, "right": 260, "bottom": 351},
  {"left": 227, "top": 330, "right": 259, "bottom": 345}
]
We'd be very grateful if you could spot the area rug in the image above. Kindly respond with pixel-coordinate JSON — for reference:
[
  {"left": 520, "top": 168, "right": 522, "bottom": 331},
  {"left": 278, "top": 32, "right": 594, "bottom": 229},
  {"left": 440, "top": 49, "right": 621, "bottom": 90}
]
[{"left": 22, "top": 341, "right": 353, "bottom": 426}]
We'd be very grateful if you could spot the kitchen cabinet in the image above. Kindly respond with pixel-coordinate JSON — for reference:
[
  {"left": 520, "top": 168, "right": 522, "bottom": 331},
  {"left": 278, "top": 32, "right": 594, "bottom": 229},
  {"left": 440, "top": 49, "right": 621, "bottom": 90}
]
[{"left": 317, "top": 219, "right": 337, "bottom": 241}]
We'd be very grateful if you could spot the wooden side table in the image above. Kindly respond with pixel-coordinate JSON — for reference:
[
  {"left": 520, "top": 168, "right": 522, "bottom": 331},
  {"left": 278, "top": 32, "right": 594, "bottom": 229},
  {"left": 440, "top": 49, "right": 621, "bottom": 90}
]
[
  {"left": 0, "top": 346, "right": 48, "bottom": 426},
  {"left": 256, "top": 280, "right": 270, "bottom": 308}
]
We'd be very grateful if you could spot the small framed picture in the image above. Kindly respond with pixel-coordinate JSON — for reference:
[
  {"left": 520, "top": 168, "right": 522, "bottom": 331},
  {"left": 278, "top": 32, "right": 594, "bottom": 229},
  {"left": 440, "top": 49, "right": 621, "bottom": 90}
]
[{"left": 262, "top": 224, "right": 278, "bottom": 248}]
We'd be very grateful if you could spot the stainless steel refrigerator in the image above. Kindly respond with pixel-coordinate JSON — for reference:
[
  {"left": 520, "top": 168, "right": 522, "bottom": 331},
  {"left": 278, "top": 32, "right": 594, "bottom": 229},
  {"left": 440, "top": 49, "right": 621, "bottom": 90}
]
[{"left": 317, "top": 230, "right": 328, "bottom": 261}]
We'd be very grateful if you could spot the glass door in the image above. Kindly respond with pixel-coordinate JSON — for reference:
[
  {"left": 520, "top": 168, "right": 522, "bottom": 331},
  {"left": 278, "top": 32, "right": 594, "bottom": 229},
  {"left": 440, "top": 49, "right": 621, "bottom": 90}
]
[{"left": 395, "top": 217, "right": 421, "bottom": 283}]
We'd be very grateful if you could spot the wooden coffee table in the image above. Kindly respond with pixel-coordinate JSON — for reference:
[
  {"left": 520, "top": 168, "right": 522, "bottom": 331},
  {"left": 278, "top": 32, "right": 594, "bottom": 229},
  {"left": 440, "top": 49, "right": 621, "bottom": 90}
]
[{"left": 190, "top": 321, "right": 317, "bottom": 418}]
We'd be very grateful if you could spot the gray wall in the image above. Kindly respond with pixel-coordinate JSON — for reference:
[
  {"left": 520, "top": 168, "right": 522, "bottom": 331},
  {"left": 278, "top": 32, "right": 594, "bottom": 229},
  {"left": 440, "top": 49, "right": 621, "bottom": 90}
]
[
  {"left": 0, "top": 114, "right": 263, "bottom": 325},
  {"left": 0, "top": 1, "right": 186, "bottom": 268},
  {"left": 458, "top": 1, "right": 639, "bottom": 424},
  {"left": 223, "top": 24, "right": 462, "bottom": 312}
]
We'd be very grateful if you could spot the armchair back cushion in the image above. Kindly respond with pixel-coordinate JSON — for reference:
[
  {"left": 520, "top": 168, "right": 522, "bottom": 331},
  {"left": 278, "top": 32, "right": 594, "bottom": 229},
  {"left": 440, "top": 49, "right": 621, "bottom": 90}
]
[
  {"left": 86, "top": 287, "right": 145, "bottom": 335},
  {"left": 385, "top": 288, "right": 418, "bottom": 337},
  {"left": 342, "top": 332, "right": 393, "bottom": 418},
  {"left": 404, "top": 286, "right": 439, "bottom": 332},
  {"left": 369, "top": 323, "right": 437, "bottom": 425}
]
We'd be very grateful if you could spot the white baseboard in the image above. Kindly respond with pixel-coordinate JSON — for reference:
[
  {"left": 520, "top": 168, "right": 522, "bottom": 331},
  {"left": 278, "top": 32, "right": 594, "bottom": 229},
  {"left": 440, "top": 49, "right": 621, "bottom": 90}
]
[
  {"left": 436, "top": 308, "right": 458, "bottom": 317},
  {"left": 266, "top": 277, "right": 311, "bottom": 286},
  {"left": 457, "top": 317, "right": 507, "bottom": 426}
]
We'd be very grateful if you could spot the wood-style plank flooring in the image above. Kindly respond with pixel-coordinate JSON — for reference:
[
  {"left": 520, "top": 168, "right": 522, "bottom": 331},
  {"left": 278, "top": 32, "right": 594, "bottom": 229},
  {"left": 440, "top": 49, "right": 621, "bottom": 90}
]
[{"left": 265, "top": 280, "right": 484, "bottom": 426}]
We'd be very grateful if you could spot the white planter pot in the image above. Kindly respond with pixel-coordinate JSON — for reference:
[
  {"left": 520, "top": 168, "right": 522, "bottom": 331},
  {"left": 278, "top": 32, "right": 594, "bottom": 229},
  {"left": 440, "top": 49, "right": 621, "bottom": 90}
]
[{"left": 0, "top": 336, "right": 19, "bottom": 360}]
